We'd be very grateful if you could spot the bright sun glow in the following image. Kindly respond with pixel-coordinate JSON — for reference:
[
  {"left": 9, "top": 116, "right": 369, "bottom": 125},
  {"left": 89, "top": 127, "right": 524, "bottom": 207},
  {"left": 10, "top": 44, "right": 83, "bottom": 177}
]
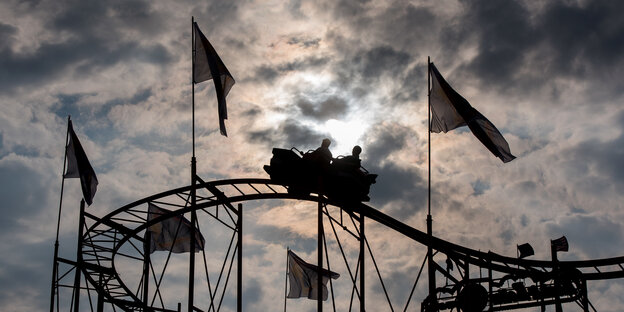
[{"left": 319, "top": 119, "right": 367, "bottom": 155}]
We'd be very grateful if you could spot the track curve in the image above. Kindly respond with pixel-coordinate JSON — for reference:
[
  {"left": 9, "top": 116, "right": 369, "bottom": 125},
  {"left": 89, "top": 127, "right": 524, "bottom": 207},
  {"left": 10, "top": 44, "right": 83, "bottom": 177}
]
[{"left": 79, "top": 178, "right": 624, "bottom": 311}]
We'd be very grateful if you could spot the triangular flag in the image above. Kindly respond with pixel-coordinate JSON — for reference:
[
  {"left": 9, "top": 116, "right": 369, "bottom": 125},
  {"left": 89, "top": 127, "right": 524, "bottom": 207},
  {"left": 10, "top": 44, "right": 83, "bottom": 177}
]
[
  {"left": 193, "top": 22, "right": 235, "bottom": 137},
  {"left": 517, "top": 243, "right": 535, "bottom": 259},
  {"left": 551, "top": 236, "right": 569, "bottom": 253},
  {"left": 64, "top": 120, "right": 98, "bottom": 205}
]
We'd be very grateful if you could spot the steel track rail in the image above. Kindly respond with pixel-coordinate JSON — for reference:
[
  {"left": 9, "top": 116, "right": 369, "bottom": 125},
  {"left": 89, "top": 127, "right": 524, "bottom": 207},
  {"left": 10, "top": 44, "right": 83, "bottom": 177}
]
[{"left": 79, "top": 178, "right": 624, "bottom": 311}]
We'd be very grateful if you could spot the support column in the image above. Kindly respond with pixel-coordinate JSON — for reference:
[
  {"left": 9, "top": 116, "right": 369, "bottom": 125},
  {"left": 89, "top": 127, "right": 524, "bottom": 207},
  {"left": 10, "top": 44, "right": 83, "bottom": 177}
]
[
  {"left": 237, "top": 203, "right": 243, "bottom": 312},
  {"left": 551, "top": 244, "right": 562, "bottom": 312},
  {"left": 97, "top": 273, "right": 104, "bottom": 312},
  {"left": 73, "top": 199, "right": 86, "bottom": 312},
  {"left": 143, "top": 228, "right": 151, "bottom": 309},
  {"left": 581, "top": 279, "right": 589, "bottom": 312},
  {"left": 360, "top": 212, "right": 365, "bottom": 312},
  {"left": 427, "top": 214, "right": 436, "bottom": 308},
  {"left": 50, "top": 243, "right": 59, "bottom": 312},
  {"left": 188, "top": 157, "right": 197, "bottom": 312},
  {"left": 317, "top": 201, "right": 323, "bottom": 312},
  {"left": 487, "top": 259, "right": 493, "bottom": 312}
]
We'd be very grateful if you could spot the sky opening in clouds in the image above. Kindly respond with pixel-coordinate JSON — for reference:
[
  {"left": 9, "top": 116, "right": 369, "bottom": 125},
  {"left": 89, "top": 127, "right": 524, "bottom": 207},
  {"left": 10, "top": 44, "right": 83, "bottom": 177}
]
[{"left": 2, "top": 0, "right": 624, "bottom": 311}]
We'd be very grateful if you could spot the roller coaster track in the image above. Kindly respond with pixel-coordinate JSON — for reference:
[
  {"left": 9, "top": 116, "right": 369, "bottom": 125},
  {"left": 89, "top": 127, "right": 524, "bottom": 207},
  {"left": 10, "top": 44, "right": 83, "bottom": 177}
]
[{"left": 75, "top": 178, "right": 624, "bottom": 311}]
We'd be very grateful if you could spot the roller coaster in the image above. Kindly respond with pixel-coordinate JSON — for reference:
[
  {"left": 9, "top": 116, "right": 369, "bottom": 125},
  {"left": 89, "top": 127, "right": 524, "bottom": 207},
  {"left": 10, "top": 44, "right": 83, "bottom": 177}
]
[
  {"left": 50, "top": 175, "right": 624, "bottom": 312},
  {"left": 49, "top": 21, "right": 623, "bottom": 311}
]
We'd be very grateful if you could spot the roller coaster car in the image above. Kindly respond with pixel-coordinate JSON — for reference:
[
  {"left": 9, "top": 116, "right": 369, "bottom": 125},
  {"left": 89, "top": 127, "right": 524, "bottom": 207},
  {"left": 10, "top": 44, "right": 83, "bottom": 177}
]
[{"left": 263, "top": 147, "right": 377, "bottom": 202}]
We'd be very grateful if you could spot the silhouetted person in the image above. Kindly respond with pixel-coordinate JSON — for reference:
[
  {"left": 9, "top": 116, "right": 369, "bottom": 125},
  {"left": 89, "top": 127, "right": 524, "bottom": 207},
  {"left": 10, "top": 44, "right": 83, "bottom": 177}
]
[
  {"left": 304, "top": 138, "right": 333, "bottom": 168},
  {"left": 332, "top": 145, "right": 364, "bottom": 176},
  {"left": 342, "top": 145, "right": 362, "bottom": 169}
]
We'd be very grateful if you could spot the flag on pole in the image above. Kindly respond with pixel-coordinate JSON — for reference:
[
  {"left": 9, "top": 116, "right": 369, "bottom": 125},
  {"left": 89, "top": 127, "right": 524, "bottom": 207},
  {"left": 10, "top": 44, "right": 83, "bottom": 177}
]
[
  {"left": 145, "top": 203, "right": 205, "bottom": 254},
  {"left": 551, "top": 236, "right": 569, "bottom": 252},
  {"left": 517, "top": 243, "right": 535, "bottom": 259},
  {"left": 64, "top": 120, "right": 98, "bottom": 206},
  {"left": 193, "top": 21, "right": 235, "bottom": 137},
  {"left": 429, "top": 62, "right": 515, "bottom": 163},
  {"left": 286, "top": 250, "right": 339, "bottom": 301}
]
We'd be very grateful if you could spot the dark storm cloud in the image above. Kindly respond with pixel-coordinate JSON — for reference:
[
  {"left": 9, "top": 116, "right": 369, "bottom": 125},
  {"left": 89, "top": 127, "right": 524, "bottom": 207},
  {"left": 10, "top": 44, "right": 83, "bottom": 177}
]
[
  {"left": 393, "top": 62, "right": 427, "bottom": 103},
  {"left": 538, "top": 1, "right": 624, "bottom": 77},
  {"left": 241, "top": 107, "right": 262, "bottom": 118},
  {"left": 453, "top": 0, "right": 624, "bottom": 97},
  {"left": 357, "top": 46, "right": 411, "bottom": 78},
  {"left": 471, "top": 179, "right": 490, "bottom": 196},
  {"left": 366, "top": 123, "right": 426, "bottom": 218},
  {"left": 287, "top": 36, "right": 321, "bottom": 49},
  {"left": 296, "top": 96, "right": 348, "bottom": 120},
  {"left": 194, "top": 1, "right": 240, "bottom": 36},
  {"left": 0, "top": 22, "right": 17, "bottom": 50},
  {"left": 0, "top": 0, "right": 173, "bottom": 94},
  {"left": 247, "top": 119, "right": 329, "bottom": 149},
  {"left": 249, "top": 56, "right": 330, "bottom": 84},
  {"left": 565, "top": 132, "right": 624, "bottom": 187},
  {"left": 560, "top": 110, "right": 624, "bottom": 188},
  {"left": 335, "top": 45, "right": 411, "bottom": 87},
  {"left": 368, "top": 161, "right": 427, "bottom": 218},
  {"left": 242, "top": 278, "right": 263, "bottom": 311},
  {"left": 548, "top": 214, "right": 623, "bottom": 258},
  {"left": 251, "top": 224, "right": 317, "bottom": 253},
  {"left": 0, "top": 159, "right": 53, "bottom": 237},
  {"left": 375, "top": 4, "right": 437, "bottom": 51},
  {"left": 460, "top": 0, "right": 536, "bottom": 85},
  {"left": 0, "top": 239, "right": 55, "bottom": 310},
  {"left": 365, "top": 122, "right": 415, "bottom": 164}
]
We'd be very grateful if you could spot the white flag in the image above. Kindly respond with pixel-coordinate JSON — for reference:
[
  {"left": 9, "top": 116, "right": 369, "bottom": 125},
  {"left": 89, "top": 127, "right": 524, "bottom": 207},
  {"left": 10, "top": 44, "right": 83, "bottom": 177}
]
[
  {"left": 429, "top": 62, "right": 515, "bottom": 163},
  {"left": 145, "top": 203, "right": 205, "bottom": 254},
  {"left": 287, "top": 250, "right": 339, "bottom": 301}
]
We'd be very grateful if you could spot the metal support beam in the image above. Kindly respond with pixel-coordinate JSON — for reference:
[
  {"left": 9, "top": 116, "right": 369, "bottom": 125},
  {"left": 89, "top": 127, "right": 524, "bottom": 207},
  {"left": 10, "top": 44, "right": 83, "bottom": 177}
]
[
  {"left": 73, "top": 199, "right": 86, "bottom": 312},
  {"left": 581, "top": 279, "right": 589, "bottom": 312},
  {"left": 97, "top": 274, "right": 104, "bottom": 312},
  {"left": 237, "top": 203, "right": 243, "bottom": 312},
  {"left": 551, "top": 244, "right": 562, "bottom": 312},
  {"left": 318, "top": 200, "right": 323, "bottom": 312},
  {"left": 188, "top": 157, "right": 197, "bottom": 312},
  {"left": 360, "top": 212, "right": 365, "bottom": 312},
  {"left": 144, "top": 228, "right": 151, "bottom": 310},
  {"left": 427, "top": 214, "right": 436, "bottom": 309}
]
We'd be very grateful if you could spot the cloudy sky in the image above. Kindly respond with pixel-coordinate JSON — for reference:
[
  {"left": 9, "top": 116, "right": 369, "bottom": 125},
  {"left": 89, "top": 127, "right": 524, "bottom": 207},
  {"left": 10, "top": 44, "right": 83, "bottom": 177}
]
[{"left": 2, "top": 0, "right": 624, "bottom": 311}]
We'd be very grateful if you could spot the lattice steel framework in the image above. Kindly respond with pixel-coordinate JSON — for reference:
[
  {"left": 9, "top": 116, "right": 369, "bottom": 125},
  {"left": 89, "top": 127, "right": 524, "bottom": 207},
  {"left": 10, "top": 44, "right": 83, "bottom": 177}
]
[{"left": 50, "top": 178, "right": 624, "bottom": 312}]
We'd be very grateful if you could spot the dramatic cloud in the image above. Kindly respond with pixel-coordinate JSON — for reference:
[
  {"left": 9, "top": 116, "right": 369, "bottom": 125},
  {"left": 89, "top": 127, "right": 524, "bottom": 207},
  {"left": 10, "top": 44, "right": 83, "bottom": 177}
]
[{"left": 2, "top": 0, "right": 624, "bottom": 311}]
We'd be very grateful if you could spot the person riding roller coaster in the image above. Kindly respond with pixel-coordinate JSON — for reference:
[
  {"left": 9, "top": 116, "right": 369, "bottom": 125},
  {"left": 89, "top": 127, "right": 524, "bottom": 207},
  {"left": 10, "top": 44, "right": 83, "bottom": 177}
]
[
  {"left": 302, "top": 138, "right": 333, "bottom": 168},
  {"left": 264, "top": 140, "right": 376, "bottom": 202}
]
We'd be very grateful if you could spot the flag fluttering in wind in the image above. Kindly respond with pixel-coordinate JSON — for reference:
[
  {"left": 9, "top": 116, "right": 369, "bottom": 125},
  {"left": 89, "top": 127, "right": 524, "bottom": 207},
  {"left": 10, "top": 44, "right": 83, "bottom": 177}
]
[
  {"left": 64, "top": 120, "right": 98, "bottom": 205},
  {"left": 517, "top": 243, "right": 535, "bottom": 259},
  {"left": 286, "top": 250, "right": 340, "bottom": 301},
  {"left": 145, "top": 203, "right": 205, "bottom": 254},
  {"left": 551, "top": 236, "right": 569, "bottom": 252},
  {"left": 193, "top": 21, "right": 235, "bottom": 137},
  {"left": 429, "top": 62, "right": 515, "bottom": 163}
]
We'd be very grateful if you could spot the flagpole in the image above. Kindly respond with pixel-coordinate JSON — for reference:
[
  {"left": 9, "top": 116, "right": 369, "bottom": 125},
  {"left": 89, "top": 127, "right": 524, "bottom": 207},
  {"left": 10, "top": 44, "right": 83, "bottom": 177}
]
[
  {"left": 188, "top": 15, "right": 198, "bottom": 312},
  {"left": 192, "top": 16, "right": 196, "bottom": 159},
  {"left": 551, "top": 241, "right": 563, "bottom": 312},
  {"left": 284, "top": 247, "right": 289, "bottom": 312},
  {"left": 317, "top": 200, "right": 323, "bottom": 312},
  {"left": 72, "top": 199, "right": 86, "bottom": 312},
  {"left": 426, "top": 56, "right": 437, "bottom": 305},
  {"left": 50, "top": 115, "right": 71, "bottom": 312}
]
